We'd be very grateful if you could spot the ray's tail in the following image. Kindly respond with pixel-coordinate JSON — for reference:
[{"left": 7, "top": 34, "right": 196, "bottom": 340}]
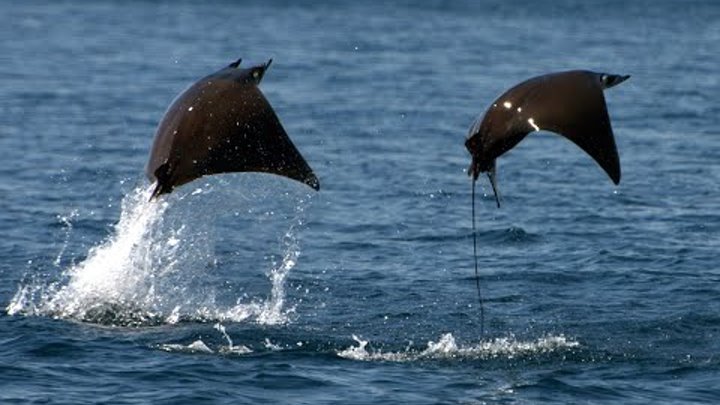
[{"left": 471, "top": 178, "right": 485, "bottom": 336}]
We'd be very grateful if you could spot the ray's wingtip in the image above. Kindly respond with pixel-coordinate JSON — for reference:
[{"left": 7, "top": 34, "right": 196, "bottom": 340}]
[
  {"left": 609, "top": 164, "right": 621, "bottom": 185},
  {"left": 148, "top": 184, "right": 163, "bottom": 202},
  {"left": 228, "top": 58, "right": 242, "bottom": 68},
  {"left": 605, "top": 168, "right": 621, "bottom": 186},
  {"left": 305, "top": 175, "right": 320, "bottom": 191}
]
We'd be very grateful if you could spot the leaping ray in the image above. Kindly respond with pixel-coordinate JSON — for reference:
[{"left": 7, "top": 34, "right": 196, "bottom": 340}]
[
  {"left": 146, "top": 58, "right": 319, "bottom": 199},
  {"left": 464, "top": 70, "right": 630, "bottom": 334},
  {"left": 465, "top": 70, "right": 630, "bottom": 203}
]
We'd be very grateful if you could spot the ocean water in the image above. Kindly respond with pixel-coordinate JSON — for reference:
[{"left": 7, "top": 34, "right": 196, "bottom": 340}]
[{"left": 1, "top": 0, "right": 719, "bottom": 403}]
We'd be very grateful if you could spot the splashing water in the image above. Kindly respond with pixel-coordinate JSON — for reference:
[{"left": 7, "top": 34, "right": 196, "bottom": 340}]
[
  {"left": 257, "top": 227, "right": 300, "bottom": 324},
  {"left": 337, "top": 333, "right": 580, "bottom": 362},
  {"left": 7, "top": 180, "right": 310, "bottom": 327},
  {"left": 7, "top": 186, "right": 170, "bottom": 324},
  {"left": 54, "top": 209, "right": 79, "bottom": 267},
  {"left": 157, "top": 340, "right": 215, "bottom": 354},
  {"left": 213, "top": 323, "right": 253, "bottom": 354}
]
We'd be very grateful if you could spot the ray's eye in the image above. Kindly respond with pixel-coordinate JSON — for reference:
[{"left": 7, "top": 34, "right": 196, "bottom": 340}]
[
  {"left": 252, "top": 70, "right": 260, "bottom": 79},
  {"left": 601, "top": 74, "right": 609, "bottom": 84}
]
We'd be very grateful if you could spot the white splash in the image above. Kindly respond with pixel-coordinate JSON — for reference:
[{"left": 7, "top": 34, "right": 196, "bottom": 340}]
[
  {"left": 157, "top": 340, "right": 214, "bottom": 354},
  {"left": 257, "top": 227, "right": 300, "bottom": 325},
  {"left": 338, "top": 333, "right": 579, "bottom": 362},
  {"left": 214, "top": 323, "right": 253, "bottom": 355},
  {"left": 156, "top": 323, "right": 254, "bottom": 355},
  {"left": 8, "top": 186, "right": 172, "bottom": 322},
  {"left": 186, "top": 225, "right": 302, "bottom": 326},
  {"left": 7, "top": 179, "right": 309, "bottom": 327},
  {"left": 264, "top": 338, "right": 283, "bottom": 351},
  {"left": 54, "top": 209, "right": 79, "bottom": 267}
]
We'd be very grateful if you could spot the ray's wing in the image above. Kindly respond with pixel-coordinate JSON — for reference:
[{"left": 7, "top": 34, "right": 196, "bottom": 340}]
[
  {"left": 147, "top": 81, "right": 318, "bottom": 198},
  {"left": 519, "top": 74, "right": 621, "bottom": 184},
  {"left": 203, "top": 85, "right": 320, "bottom": 191}
]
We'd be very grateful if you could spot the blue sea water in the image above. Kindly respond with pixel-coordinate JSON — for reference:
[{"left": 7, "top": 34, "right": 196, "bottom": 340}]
[{"left": 1, "top": 0, "right": 719, "bottom": 403}]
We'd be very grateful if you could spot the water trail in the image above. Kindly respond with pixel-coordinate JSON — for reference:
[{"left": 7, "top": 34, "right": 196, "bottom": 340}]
[
  {"left": 54, "top": 209, "right": 79, "bottom": 267},
  {"left": 338, "top": 333, "right": 579, "bottom": 362},
  {"left": 7, "top": 178, "right": 310, "bottom": 327},
  {"left": 214, "top": 323, "right": 253, "bottom": 354},
  {"left": 215, "top": 323, "right": 234, "bottom": 348},
  {"left": 257, "top": 225, "right": 300, "bottom": 324},
  {"left": 471, "top": 177, "right": 485, "bottom": 336},
  {"left": 201, "top": 201, "right": 305, "bottom": 326}
]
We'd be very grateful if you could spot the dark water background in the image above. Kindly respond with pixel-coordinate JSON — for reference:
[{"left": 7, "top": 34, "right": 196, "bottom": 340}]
[{"left": 1, "top": 0, "right": 719, "bottom": 403}]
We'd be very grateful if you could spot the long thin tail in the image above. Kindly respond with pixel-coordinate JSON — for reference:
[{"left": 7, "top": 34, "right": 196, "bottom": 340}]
[
  {"left": 471, "top": 177, "right": 485, "bottom": 336},
  {"left": 488, "top": 162, "right": 501, "bottom": 208}
]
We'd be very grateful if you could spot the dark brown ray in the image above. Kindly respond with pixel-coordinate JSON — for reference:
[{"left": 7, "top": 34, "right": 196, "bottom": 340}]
[
  {"left": 146, "top": 59, "right": 319, "bottom": 199},
  {"left": 463, "top": 70, "right": 629, "bottom": 335},
  {"left": 465, "top": 70, "right": 630, "bottom": 204}
]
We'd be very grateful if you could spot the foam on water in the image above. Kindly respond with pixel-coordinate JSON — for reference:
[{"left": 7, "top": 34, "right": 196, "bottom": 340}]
[
  {"left": 7, "top": 181, "right": 308, "bottom": 327},
  {"left": 155, "top": 323, "right": 254, "bottom": 355},
  {"left": 338, "top": 333, "right": 580, "bottom": 362},
  {"left": 156, "top": 339, "right": 253, "bottom": 356},
  {"left": 157, "top": 340, "right": 215, "bottom": 354}
]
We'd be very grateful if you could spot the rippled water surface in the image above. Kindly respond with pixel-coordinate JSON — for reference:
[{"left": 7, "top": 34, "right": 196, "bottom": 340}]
[{"left": 1, "top": 1, "right": 719, "bottom": 404}]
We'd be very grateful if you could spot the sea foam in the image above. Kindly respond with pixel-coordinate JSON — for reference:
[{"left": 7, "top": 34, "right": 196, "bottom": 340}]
[{"left": 338, "top": 333, "right": 580, "bottom": 362}]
